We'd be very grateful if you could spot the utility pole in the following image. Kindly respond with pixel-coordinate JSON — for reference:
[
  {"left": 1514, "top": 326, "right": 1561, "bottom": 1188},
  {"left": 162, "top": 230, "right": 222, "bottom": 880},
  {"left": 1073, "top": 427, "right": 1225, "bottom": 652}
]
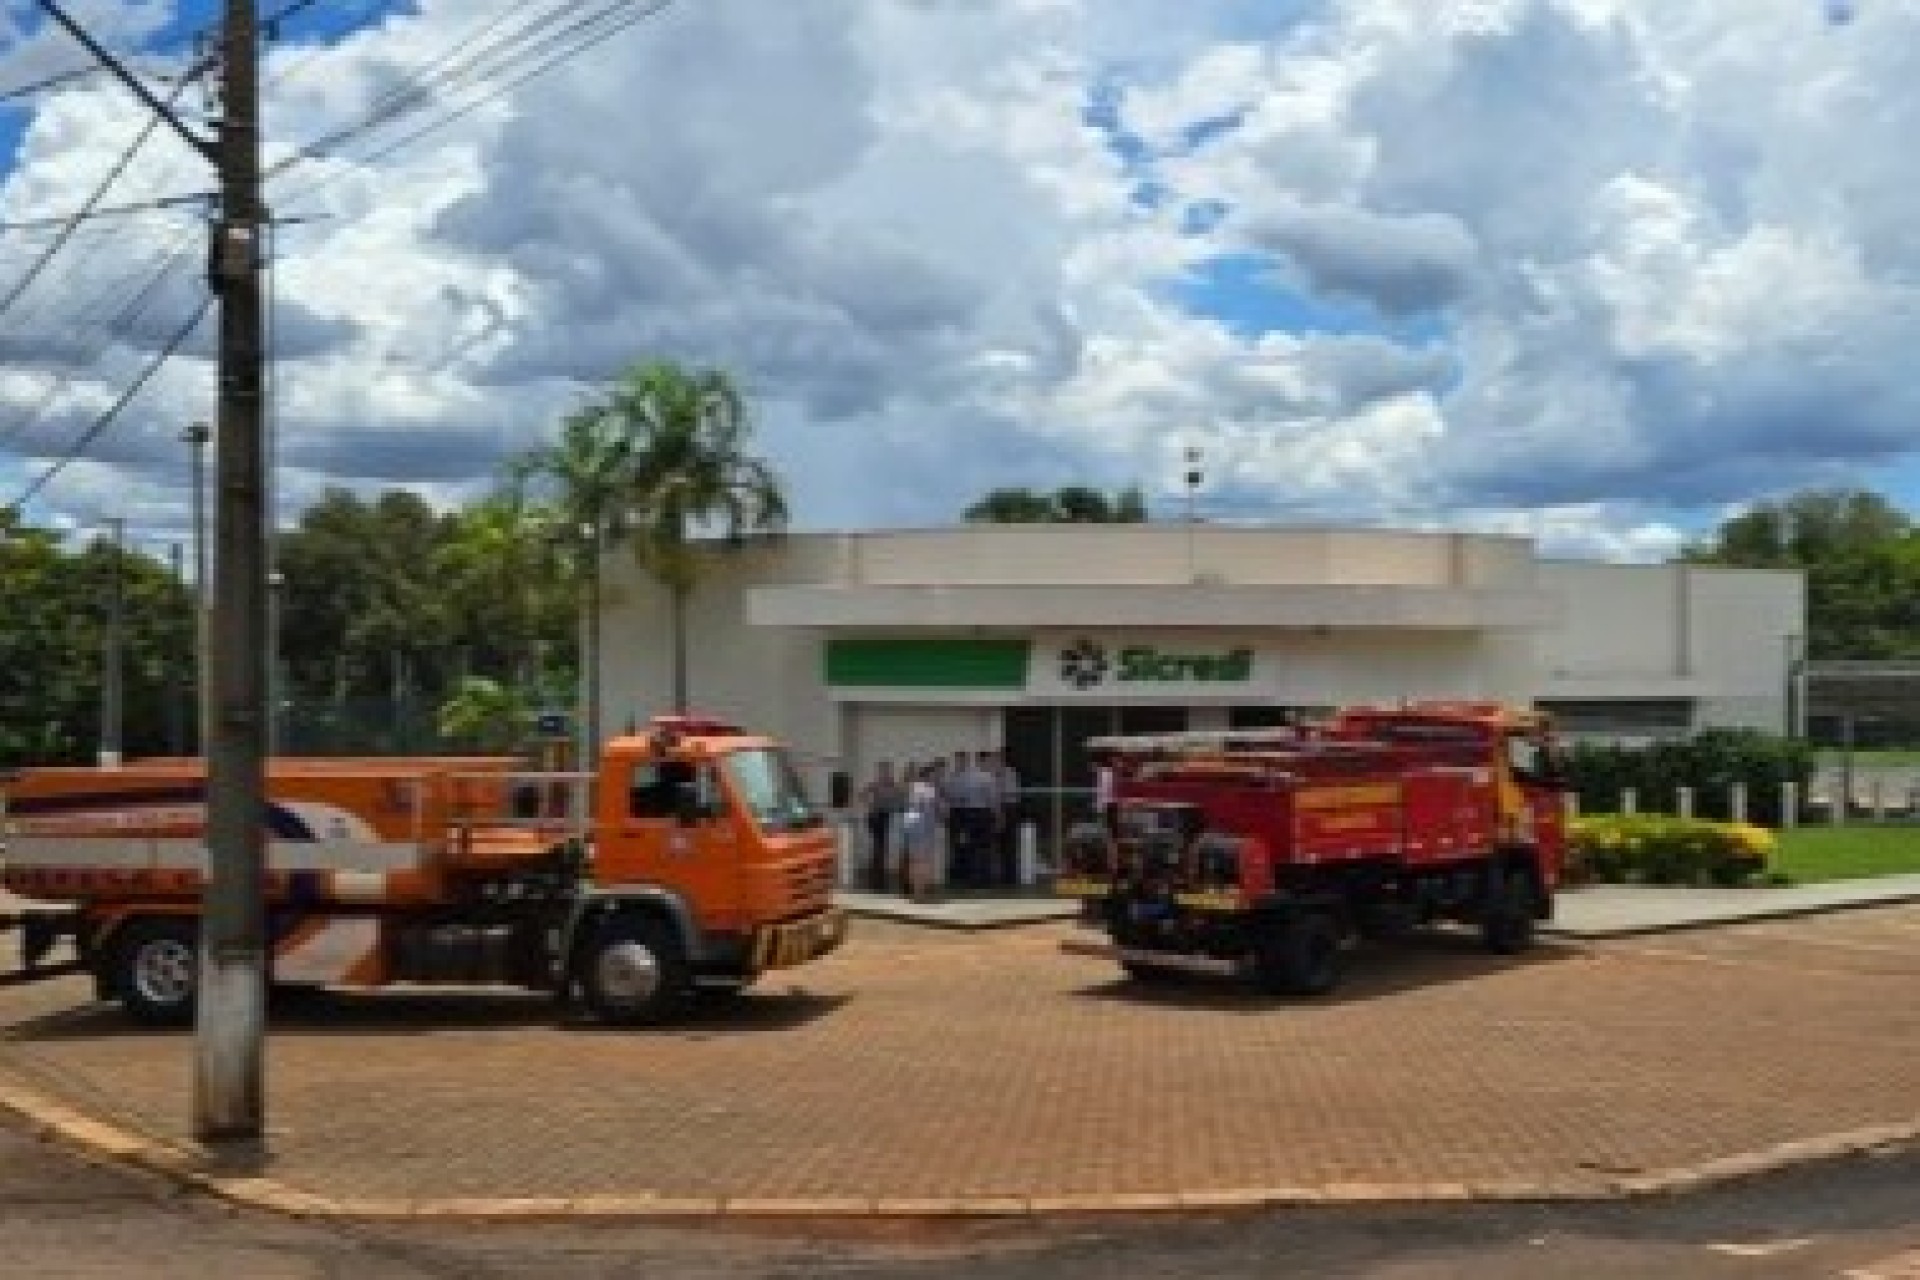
[
  {"left": 197, "top": 0, "right": 270, "bottom": 1146},
  {"left": 182, "top": 422, "right": 211, "bottom": 753},
  {"left": 100, "top": 517, "right": 125, "bottom": 768},
  {"left": 38, "top": 0, "right": 270, "bottom": 1147}
]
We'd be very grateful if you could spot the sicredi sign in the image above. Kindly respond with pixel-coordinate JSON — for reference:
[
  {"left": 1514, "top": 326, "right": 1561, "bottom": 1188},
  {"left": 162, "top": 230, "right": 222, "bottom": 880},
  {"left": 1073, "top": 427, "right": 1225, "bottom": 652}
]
[{"left": 1043, "top": 635, "right": 1263, "bottom": 695}]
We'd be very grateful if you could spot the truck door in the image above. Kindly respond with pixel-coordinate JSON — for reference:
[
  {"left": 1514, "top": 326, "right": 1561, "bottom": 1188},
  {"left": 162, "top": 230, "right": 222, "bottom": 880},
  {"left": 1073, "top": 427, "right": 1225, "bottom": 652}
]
[{"left": 610, "top": 757, "right": 738, "bottom": 906}]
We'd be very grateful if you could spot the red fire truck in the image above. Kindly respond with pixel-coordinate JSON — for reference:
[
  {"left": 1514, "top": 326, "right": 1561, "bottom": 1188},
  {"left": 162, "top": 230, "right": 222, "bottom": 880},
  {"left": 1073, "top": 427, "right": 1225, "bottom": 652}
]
[{"left": 1057, "top": 702, "right": 1566, "bottom": 996}]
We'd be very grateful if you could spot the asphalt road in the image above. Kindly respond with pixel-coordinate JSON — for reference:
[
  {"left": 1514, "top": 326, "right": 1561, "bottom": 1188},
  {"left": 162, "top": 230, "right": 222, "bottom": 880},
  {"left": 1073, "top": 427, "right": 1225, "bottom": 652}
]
[{"left": 2, "top": 1117, "right": 1914, "bottom": 1279}]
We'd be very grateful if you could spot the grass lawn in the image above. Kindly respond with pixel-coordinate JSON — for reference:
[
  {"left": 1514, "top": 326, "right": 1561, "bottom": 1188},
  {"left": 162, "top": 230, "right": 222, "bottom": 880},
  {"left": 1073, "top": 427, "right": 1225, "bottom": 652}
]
[
  {"left": 1770, "top": 824, "right": 1920, "bottom": 883},
  {"left": 1815, "top": 748, "right": 1920, "bottom": 766}
]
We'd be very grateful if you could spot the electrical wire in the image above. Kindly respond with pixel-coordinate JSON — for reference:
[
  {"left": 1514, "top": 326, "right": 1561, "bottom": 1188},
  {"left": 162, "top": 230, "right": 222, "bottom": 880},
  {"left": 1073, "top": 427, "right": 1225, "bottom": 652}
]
[
  {"left": 0, "top": 235, "right": 201, "bottom": 454},
  {"left": 0, "top": 63, "right": 200, "bottom": 328},
  {"left": 9, "top": 291, "right": 214, "bottom": 510},
  {"left": 0, "top": 62, "right": 100, "bottom": 102},
  {"left": 272, "top": 0, "right": 675, "bottom": 215},
  {"left": 0, "top": 191, "right": 213, "bottom": 233}
]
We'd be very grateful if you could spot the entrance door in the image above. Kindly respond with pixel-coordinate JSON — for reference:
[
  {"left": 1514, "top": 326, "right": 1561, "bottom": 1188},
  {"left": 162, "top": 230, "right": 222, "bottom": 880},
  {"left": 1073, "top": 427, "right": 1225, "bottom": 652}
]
[{"left": 1001, "top": 705, "right": 1190, "bottom": 855}]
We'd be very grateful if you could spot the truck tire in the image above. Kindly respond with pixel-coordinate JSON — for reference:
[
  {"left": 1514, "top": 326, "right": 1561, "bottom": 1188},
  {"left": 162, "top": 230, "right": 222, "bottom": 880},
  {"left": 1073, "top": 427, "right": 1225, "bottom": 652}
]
[
  {"left": 1254, "top": 911, "right": 1343, "bottom": 997},
  {"left": 1120, "top": 958, "right": 1180, "bottom": 984},
  {"left": 576, "top": 914, "right": 693, "bottom": 1026},
  {"left": 112, "top": 918, "right": 199, "bottom": 1026},
  {"left": 1481, "top": 867, "right": 1537, "bottom": 955}
]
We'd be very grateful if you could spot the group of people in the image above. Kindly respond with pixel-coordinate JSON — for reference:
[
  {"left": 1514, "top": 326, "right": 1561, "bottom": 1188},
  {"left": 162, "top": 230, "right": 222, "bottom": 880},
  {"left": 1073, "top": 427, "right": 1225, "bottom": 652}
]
[{"left": 857, "top": 751, "right": 1022, "bottom": 897}]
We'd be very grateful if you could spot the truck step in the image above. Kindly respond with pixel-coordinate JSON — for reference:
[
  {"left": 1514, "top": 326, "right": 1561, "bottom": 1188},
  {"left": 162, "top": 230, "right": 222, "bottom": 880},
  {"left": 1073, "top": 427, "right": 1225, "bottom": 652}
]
[{"left": 1060, "top": 938, "right": 1243, "bottom": 977}]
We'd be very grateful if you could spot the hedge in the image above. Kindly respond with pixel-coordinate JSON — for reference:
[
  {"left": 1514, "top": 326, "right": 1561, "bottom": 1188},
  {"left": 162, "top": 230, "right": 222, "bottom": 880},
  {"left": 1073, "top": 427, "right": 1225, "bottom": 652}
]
[
  {"left": 1562, "top": 729, "right": 1814, "bottom": 827},
  {"left": 1566, "top": 814, "right": 1775, "bottom": 887}
]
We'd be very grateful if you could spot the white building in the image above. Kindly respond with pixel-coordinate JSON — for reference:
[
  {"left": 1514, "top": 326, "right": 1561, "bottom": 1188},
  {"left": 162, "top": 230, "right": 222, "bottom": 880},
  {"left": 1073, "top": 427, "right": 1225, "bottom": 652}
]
[{"left": 599, "top": 526, "right": 1803, "bottom": 832}]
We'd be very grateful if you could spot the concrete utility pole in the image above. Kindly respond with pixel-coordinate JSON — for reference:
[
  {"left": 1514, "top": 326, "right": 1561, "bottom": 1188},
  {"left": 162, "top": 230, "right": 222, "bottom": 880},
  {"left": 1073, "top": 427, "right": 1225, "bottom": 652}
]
[
  {"left": 38, "top": 0, "right": 270, "bottom": 1147},
  {"left": 182, "top": 422, "right": 211, "bottom": 753},
  {"left": 99, "top": 517, "right": 125, "bottom": 768},
  {"left": 196, "top": 0, "right": 271, "bottom": 1147}
]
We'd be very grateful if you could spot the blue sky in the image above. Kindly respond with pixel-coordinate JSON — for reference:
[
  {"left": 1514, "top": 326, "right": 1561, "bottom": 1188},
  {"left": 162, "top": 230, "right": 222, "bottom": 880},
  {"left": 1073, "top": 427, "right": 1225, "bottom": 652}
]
[{"left": 2, "top": 0, "right": 1915, "bottom": 562}]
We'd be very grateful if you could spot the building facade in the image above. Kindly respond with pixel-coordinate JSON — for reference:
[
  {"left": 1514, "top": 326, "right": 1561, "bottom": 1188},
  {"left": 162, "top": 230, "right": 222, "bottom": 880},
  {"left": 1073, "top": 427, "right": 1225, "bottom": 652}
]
[{"left": 598, "top": 526, "right": 1803, "bottom": 832}]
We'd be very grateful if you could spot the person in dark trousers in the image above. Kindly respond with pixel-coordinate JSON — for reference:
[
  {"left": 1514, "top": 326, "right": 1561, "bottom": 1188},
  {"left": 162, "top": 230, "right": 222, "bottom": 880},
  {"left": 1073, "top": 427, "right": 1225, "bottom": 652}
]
[
  {"left": 945, "top": 751, "right": 997, "bottom": 890},
  {"left": 859, "top": 760, "right": 907, "bottom": 893},
  {"left": 985, "top": 749, "right": 1022, "bottom": 887}
]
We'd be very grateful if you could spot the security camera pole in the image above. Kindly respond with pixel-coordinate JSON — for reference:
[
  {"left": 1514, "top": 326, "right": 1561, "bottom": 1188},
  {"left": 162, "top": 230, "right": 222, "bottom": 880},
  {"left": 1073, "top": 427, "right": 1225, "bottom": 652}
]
[{"left": 38, "top": 0, "right": 272, "bottom": 1143}]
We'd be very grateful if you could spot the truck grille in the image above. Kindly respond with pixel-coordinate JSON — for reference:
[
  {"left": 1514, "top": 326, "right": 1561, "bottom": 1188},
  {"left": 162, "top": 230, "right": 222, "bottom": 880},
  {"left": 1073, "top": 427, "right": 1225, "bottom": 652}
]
[{"left": 782, "top": 857, "right": 834, "bottom": 915}]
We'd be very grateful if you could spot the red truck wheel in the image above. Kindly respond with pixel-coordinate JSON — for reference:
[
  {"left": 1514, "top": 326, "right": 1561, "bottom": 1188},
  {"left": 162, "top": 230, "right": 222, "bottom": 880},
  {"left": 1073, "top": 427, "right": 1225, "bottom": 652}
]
[
  {"left": 1481, "top": 869, "right": 1538, "bottom": 955},
  {"left": 1253, "top": 911, "right": 1343, "bottom": 997}
]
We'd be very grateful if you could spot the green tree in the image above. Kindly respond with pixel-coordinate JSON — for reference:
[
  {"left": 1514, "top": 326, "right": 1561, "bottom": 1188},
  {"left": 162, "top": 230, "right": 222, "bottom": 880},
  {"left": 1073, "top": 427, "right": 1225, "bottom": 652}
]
[
  {"left": 1683, "top": 487, "right": 1920, "bottom": 659},
  {"left": 0, "top": 516, "right": 193, "bottom": 766},
  {"left": 612, "top": 361, "right": 788, "bottom": 713},
  {"left": 963, "top": 484, "right": 1150, "bottom": 524},
  {"left": 436, "top": 675, "right": 530, "bottom": 753},
  {"left": 277, "top": 489, "right": 459, "bottom": 706},
  {"left": 506, "top": 359, "right": 788, "bottom": 719},
  {"left": 436, "top": 494, "right": 574, "bottom": 693}
]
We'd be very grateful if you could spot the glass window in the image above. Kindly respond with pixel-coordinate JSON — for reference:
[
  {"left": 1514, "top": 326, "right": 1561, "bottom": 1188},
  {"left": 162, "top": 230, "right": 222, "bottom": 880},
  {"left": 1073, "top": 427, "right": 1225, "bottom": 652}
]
[
  {"left": 628, "top": 760, "right": 696, "bottom": 819},
  {"left": 723, "top": 748, "right": 823, "bottom": 833}
]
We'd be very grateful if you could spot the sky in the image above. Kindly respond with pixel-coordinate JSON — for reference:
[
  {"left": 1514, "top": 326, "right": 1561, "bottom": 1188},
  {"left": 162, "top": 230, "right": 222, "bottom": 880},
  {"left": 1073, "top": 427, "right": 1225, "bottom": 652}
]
[{"left": 0, "top": 0, "right": 1909, "bottom": 562}]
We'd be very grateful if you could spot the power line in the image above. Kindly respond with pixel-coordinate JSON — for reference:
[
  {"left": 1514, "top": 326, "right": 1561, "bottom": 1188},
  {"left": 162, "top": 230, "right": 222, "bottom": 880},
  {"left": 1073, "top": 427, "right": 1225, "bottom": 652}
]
[
  {"left": 0, "top": 191, "right": 213, "bottom": 233},
  {"left": 0, "top": 236, "right": 200, "bottom": 455},
  {"left": 9, "top": 291, "right": 213, "bottom": 510},
  {"left": 0, "top": 65, "right": 199, "bottom": 328},
  {"left": 274, "top": 0, "right": 676, "bottom": 212},
  {"left": 0, "top": 62, "right": 101, "bottom": 102}
]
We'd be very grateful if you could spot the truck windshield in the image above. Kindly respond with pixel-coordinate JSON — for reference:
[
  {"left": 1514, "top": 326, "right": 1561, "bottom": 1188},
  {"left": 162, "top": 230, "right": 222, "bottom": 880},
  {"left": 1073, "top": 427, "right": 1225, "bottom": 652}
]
[{"left": 723, "top": 748, "right": 822, "bottom": 833}]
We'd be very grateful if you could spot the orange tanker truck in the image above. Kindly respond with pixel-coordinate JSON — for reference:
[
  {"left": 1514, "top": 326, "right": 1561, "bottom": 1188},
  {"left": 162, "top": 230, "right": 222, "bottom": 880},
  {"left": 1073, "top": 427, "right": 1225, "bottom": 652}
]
[
  {"left": 1057, "top": 701, "right": 1566, "bottom": 997},
  {"left": 0, "top": 715, "right": 845, "bottom": 1025}
]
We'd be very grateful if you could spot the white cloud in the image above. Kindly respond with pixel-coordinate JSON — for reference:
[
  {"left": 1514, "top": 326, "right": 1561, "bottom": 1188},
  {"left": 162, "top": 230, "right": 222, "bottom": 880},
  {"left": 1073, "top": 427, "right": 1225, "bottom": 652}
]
[{"left": 4, "top": 0, "right": 1918, "bottom": 559}]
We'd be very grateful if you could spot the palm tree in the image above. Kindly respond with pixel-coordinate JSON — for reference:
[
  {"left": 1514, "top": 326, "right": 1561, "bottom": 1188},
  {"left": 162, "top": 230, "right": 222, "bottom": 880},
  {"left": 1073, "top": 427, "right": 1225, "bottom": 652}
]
[
  {"left": 504, "top": 405, "right": 636, "bottom": 763},
  {"left": 610, "top": 361, "right": 788, "bottom": 713}
]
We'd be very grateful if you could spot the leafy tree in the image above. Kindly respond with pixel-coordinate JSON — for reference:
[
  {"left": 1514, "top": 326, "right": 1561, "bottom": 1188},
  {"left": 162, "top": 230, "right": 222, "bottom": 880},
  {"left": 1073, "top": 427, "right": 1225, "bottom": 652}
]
[
  {"left": 1682, "top": 487, "right": 1920, "bottom": 659},
  {"left": 276, "top": 489, "right": 459, "bottom": 705},
  {"left": 963, "top": 484, "right": 1150, "bottom": 524},
  {"left": 436, "top": 675, "right": 529, "bottom": 753},
  {"left": 0, "top": 516, "right": 193, "bottom": 766}
]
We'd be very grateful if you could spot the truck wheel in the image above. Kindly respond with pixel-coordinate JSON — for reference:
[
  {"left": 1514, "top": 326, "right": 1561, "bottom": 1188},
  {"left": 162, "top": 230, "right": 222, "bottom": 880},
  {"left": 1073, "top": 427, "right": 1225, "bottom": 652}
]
[
  {"left": 577, "top": 915, "right": 693, "bottom": 1026},
  {"left": 113, "top": 919, "right": 199, "bottom": 1026},
  {"left": 1254, "top": 911, "right": 1343, "bottom": 997},
  {"left": 1481, "top": 868, "right": 1537, "bottom": 955},
  {"left": 1120, "top": 959, "right": 1179, "bottom": 984}
]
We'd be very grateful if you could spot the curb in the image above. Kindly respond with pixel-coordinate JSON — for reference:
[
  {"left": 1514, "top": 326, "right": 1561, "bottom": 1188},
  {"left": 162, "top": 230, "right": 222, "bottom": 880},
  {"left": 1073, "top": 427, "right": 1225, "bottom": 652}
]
[
  {"left": 1542, "top": 886, "right": 1920, "bottom": 940},
  {"left": 2, "top": 1075, "right": 1912, "bottom": 1224}
]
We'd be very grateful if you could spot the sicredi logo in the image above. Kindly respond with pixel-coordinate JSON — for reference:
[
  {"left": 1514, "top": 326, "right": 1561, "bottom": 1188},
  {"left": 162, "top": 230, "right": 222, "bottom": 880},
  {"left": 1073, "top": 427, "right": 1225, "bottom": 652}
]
[{"left": 1056, "top": 638, "right": 1253, "bottom": 687}]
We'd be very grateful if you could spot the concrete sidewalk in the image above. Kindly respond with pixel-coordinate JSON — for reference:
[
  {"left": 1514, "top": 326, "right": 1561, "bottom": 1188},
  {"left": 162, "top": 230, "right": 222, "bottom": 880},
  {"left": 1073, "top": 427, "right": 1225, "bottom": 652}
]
[{"left": 838, "top": 874, "right": 1920, "bottom": 936}]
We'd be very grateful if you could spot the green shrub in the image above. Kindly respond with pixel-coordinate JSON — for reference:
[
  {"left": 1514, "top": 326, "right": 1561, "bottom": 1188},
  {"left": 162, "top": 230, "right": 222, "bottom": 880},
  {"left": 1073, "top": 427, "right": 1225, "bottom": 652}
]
[
  {"left": 1562, "top": 729, "right": 1814, "bottom": 827},
  {"left": 1566, "top": 815, "right": 1774, "bottom": 887}
]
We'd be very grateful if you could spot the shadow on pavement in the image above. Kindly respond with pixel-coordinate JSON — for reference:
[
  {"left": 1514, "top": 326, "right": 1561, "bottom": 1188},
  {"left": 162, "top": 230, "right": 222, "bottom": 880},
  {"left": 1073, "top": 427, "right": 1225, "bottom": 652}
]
[
  {"left": 2, "top": 986, "right": 853, "bottom": 1044},
  {"left": 1071, "top": 933, "right": 1582, "bottom": 1013}
]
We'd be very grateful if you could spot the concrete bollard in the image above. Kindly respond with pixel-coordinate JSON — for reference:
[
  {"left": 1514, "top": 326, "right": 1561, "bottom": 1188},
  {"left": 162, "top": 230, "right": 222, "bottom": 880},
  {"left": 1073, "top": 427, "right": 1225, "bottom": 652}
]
[
  {"left": 834, "top": 818, "right": 859, "bottom": 889},
  {"left": 1871, "top": 778, "right": 1885, "bottom": 822},
  {"left": 1018, "top": 821, "right": 1040, "bottom": 887},
  {"left": 1730, "top": 783, "right": 1747, "bottom": 825},
  {"left": 1782, "top": 781, "right": 1799, "bottom": 830},
  {"left": 1676, "top": 786, "right": 1694, "bottom": 820},
  {"left": 1621, "top": 787, "right": 1638, "bottom": 816},
  {"left": 1829, "top": 779, "right": 1846, "bottom": 826}
]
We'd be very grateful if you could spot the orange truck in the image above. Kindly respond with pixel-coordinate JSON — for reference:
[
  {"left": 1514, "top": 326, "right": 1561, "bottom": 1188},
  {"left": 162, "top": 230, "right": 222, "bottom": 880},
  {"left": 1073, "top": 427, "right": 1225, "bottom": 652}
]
[{"left": 0, "top": 715, "right": 846, "bottom": 1025}]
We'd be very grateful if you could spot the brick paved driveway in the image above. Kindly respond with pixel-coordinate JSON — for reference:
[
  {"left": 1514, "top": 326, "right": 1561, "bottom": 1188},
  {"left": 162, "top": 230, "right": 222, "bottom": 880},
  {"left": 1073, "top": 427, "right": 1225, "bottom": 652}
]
[{"left": 2, "top": 907, "right": 1916, "bottom": 1203}]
